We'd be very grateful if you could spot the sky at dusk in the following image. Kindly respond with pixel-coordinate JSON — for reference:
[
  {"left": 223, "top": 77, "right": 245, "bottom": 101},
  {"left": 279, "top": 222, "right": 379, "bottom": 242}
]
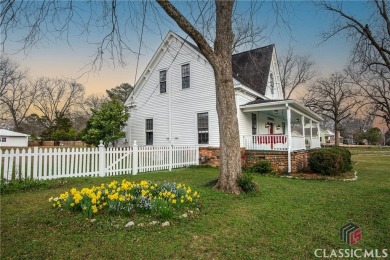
[{"left": 4, "top": 1, "right": 370, "bottom": 97}]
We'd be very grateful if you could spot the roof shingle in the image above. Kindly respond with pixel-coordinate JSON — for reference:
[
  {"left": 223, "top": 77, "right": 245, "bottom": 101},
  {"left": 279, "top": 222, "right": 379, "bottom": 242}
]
[{"left": 232, "top": 45, "right": 274, "bottom": 95}]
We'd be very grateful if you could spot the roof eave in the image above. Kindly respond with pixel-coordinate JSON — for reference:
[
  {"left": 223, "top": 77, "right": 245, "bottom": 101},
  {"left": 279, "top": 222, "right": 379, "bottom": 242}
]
[{"left": 240, "top": 100, "right": 323, "bottom": 122}]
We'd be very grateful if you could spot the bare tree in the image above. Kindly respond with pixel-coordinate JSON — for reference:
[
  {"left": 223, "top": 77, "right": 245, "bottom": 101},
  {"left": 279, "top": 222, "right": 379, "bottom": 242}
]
[
  {"left": 0, "top": 56, "right": 28, "bottom": 100},
  {"left": 347, "top": 67, "right": 390, "bottom": 129},
  {"left": 320, "top": 0, "right": 390, "bottom": 128},
  {"left": 34, "top": 78, "right": 85, "bottom": 128},
  {"left": 303, "top": 73, "right": 360, "bottom": 146},
  {"left": 0, "top": 56, "right": 37, "bottom": 131},
  {"left": 70, "top": 94, "right": 108, "bottom": 131},
  {"left": 278, "top": 47, "right": 316, "bottom": 99},
  {"left": 0, "top": 0, "right": 285, "bottom": 193},
  {"left": 82, "top": 94, "right": 108, "bottom": 116}
]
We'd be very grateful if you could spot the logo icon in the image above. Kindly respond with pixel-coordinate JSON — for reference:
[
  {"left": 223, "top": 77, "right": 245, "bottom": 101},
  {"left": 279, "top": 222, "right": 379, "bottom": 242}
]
[{"left": 340, "top": 223, "right": 362, "bottom": 245}]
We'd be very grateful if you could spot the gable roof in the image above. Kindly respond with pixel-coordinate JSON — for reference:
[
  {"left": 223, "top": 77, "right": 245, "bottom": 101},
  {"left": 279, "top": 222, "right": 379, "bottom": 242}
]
[
  {"left": 0, "top": 129, "right": 30, "bottom": 137},
  {"left": 126, "top": 31, "right": 275, "bottom": 106},
  {"left": 232, "top": 45, "right": 274, "bottom": 96},
  {"left": 177, "top": 34, "right": 274, "bottom": 96}
]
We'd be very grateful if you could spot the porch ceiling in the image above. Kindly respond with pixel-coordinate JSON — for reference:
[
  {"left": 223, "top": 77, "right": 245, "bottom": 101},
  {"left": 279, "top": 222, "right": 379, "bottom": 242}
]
[{"left": 240, "top": 99, "right": 323, "bottom": 122}]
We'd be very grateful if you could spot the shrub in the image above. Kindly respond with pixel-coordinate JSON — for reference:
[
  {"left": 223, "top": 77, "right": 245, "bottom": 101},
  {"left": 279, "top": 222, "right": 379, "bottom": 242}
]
[
  {"left": 49, "top": 180, "right": 201, "bottom": 219},
  {"left": 309, "top": 147, "right": 352, "bottom": 176},
  {"left": 246, "top": 160, "right": 272, "bottom": 174},
  {"left": 237, "top": 173, "right": 259, "bottom": 193}
]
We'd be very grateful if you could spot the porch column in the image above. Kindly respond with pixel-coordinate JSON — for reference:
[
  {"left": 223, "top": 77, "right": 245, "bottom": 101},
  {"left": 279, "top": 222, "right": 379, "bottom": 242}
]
[
  {"left": 301, "top": 115, "right": 305, "bottom": 148},
  {"left": 317, "top": 122, "right": 321, "bottom": 148},
  {"left": 310, "top": 119, "right": 313, "bottom": 149},
  {"left": 286, "top": 104, "right": 292, "bottom": 173}
]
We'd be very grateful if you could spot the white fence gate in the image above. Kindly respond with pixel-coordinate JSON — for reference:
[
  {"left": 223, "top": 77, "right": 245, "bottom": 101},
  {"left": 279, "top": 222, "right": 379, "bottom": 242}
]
[{"left": 0, "top": 141, "right": 199, "bottom": 182}]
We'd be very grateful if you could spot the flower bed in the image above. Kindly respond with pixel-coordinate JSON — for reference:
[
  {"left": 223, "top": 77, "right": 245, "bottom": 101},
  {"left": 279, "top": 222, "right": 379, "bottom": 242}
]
[{"left": 49, "top": 180, "right": 200, "bottom": 220}]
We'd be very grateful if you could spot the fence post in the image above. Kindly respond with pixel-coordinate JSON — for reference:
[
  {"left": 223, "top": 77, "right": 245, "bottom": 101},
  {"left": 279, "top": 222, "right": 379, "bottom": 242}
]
[
  {"left": 196, "top": 146, "right": 199, "bottom": 165},
  {"left": 33, "top": 147, "right": 39, "bottom": 179},
  {"left": 98, "top": 140, "right": 106, "bottom": 177},
  {"left": 169, "top": 144, "right": 173, "bottom": 171},
  {"left": 132, "top": 140, "right": 138, "bottom": 175}
]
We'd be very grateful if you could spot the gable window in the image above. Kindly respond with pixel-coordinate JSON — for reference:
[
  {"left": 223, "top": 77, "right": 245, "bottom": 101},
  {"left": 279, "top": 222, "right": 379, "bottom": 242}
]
[
  {"left": 252, "top": 113, "right": 257, "bottom": 135},
  {"left": 160, "top": 70, "right": 167, "bottom": 93},
  {"left": 182, "top": 64, "right": 190, "bottom": 89},
  {"left": 197, "top": 112, "right": 208, "bottom": 144},
  {"left": 145, "top": 119, "right": 153, "bottom": 145},
  {"left": 270, "top": 73, "right": 274, "bottom": 94}
]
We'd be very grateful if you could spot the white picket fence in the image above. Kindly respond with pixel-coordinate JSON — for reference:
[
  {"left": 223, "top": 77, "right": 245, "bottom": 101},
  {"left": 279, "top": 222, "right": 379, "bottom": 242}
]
[{"left": 0, "top": 141, "right": 199, "bottom": 182}]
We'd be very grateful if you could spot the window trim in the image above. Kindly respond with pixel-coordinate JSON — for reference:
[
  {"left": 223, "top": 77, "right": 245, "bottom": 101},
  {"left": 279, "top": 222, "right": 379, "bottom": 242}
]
[
  {"left": 159, "top": 69, "right": 167, "bottom": 94},
  {"left": 197, "top": 112, "right": 209, "bottom": 145},
  {"left": 270, "top": 72, "right": 275, "bottom": 95},
  {"left": 145, "top": 118, "right": 153, "bottom": 145},
  {"left": 181, "top": 63, "right": 190, "bottom": 89},
  {"left": 251, "top": 113, "right": 257, "bottom": 135}
]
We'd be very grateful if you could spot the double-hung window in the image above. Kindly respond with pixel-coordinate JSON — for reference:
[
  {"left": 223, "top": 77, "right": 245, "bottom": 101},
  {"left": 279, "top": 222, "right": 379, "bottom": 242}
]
[
  {"left": 182, "top": 64, "right": 190, "bottom": 89},
  {"left": 0, "top": 137, "right": 6, "bottom": 142},
  {"left": 160, "top": 70, "right": 167, "bottom": 93},
  {"left": 252, "top": 113, "right": 257, "bottom": 135},
  {"left": 197, "top": 112, "right": 209, "bottom": 144},
  {"left": 145, "top": 119, "right": 153, "bottom": 145}
]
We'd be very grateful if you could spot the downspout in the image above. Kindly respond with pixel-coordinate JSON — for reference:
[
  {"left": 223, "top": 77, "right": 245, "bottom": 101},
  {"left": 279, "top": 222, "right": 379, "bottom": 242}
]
[{"left": 286, "top": 104, "right": 292, "bottom": 173}]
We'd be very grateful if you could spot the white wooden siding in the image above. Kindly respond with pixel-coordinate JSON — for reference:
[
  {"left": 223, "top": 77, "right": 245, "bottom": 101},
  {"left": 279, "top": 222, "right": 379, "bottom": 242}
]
[
  {"left": 236, "top": 91, "right": 256, "bottom": 146},
  {"left": 264, "top": 48, "right": 283, "bottom": 100},
  {"left": 128, "top": 34, "right": 219, "bottom": 147}
]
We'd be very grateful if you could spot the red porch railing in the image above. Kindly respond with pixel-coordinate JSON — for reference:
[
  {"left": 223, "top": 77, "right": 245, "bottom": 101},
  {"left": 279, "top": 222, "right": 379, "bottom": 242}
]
[{"left": 242, "top": 134, "right": 288, "bottom": 151}]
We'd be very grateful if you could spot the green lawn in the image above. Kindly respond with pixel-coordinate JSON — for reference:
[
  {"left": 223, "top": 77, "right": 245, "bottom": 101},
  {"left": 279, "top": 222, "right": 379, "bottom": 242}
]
[{"left": 1, "top": 149, "right": 389, "bottom": 259}]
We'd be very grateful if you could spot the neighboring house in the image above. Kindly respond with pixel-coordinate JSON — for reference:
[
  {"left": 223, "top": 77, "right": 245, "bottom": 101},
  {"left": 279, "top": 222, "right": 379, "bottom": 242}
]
[
  {"left": 124, "top": 31, "right": 322, "bottom": 172},
  {"left": 0, "top": 129, "right": 30, "bottom": 147},
  {"left": 320, "top": 129, "right": 335, "bottom": 145}
]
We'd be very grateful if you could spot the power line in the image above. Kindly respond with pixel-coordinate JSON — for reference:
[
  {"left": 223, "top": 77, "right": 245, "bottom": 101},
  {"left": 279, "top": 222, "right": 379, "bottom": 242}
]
[{"left": 133, "top": 1, "right": 148, "bottom": 87}]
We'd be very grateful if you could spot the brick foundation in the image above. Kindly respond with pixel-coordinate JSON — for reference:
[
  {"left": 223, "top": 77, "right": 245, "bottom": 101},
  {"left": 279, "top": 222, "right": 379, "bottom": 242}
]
[
  {"left": 199, "top": 147, "right": 310, "bottom": 173},
  {"left": 245, "top": 150, "right": 309, "bottom": 173},
  {"left": 199, "top": 147, "right": 246, "bottom": 167}
]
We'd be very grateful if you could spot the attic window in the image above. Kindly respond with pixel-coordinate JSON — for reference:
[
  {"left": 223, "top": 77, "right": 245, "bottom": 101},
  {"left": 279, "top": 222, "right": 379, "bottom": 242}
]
[
  {"left": 160, "top": 70, "right": 167, "bottom": 93},
  {"left": 270, "top": 73, "right": 274, "bottom": 95},
  {"left": 182, "top": 64, "right": 190, "bottom": 89}
]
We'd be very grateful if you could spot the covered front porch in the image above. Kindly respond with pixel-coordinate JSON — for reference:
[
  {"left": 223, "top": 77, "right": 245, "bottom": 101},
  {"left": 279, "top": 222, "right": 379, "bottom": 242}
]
[{"left": 239, "top": 99, "right": 323, "bottom": 172}]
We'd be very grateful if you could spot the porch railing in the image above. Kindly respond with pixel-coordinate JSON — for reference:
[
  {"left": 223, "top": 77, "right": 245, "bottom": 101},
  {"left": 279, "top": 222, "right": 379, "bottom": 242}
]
[
  {"left": 242, "top": 134, "right": 318, "bottom": 151},
  {"left": 242, "top": 135, "right": 288, "bottom": 151}
]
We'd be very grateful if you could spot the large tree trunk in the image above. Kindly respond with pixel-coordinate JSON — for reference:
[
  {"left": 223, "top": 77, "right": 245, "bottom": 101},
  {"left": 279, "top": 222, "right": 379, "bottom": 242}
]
[
  {"left": 212, "top": 1, "right": 242, "bottom": 194},
  {"left": 156, "top": 0, "right": 242, "bottom": 193},
  {"left": 334, "top": 123, "right": 339, "bottom": 146}
]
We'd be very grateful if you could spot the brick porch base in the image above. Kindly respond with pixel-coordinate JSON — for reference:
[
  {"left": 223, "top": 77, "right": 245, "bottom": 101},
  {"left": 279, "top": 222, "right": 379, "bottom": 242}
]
[{"left": 199, "top": 147, "right": 309, "bottom": 173}]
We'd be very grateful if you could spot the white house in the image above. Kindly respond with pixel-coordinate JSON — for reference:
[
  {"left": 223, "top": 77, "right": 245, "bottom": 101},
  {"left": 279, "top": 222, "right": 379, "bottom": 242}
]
[
  {"left": 124, "top": 31, "right": 322, "bottom": 172},
  {"left": 320, "top": 129, "right": 335, "bottom": 145},
  {"left": 0, "top": 129, "right": 30, "bottom": 147}
]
